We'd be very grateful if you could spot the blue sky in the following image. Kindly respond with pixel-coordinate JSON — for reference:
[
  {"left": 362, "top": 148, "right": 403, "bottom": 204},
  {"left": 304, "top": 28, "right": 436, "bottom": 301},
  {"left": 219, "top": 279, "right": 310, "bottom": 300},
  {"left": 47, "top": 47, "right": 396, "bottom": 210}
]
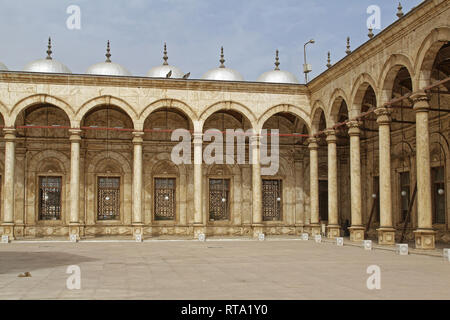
[{"left": 1, "top": 0, "right": 424, "bottom": 82}]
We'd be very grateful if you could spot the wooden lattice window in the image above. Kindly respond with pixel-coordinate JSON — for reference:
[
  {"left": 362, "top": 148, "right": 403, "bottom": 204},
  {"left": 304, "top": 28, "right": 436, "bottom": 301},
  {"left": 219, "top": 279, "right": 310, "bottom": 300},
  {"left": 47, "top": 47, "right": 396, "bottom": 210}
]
[
  {"left": 97, "top": 177, "right": 120, "bottom": 220},
  {"left": 209, "top": 179, "right": 230, "bottom": 221},
  {"left": 39, "top": 176, "right": 62, "bottom": 220},
  {"left": 154, "top": 178, "right": 176, "bottom": 221},
  {"left": 262, "top": 179, "right": 282, "bottom": 221}
]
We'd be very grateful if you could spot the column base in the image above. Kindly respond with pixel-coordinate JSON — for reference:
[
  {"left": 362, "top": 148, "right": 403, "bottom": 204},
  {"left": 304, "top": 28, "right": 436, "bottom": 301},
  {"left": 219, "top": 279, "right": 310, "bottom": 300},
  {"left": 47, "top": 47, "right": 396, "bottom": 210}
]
[
  {"left": 1, "top": 223, "right": 15, "bottom": 240},
  {"left": 327, "top": 224, "right": 341, "bottom": 238},
  {"left": 14, "top": 224, "right": 25, "bottom": 239},
  {"left": 69, "top": 224, "right": 82, "bottom": 241},
  {"left": 295, "top": 224, "right": 304, "bottom": 235},
  {"left": 193, "top": 224, "right": 205, "bottom": 239},
  {"left": 132, "top": 225, "right": 144, "bottom": 241},
  {"left": 377, "top": 227, "right": 396, "bottom": 245},
  {"left": 310, "top": 224, "right": 321, "bottom": 236},
  {"left": 252, "top": 224, "right": 264, "bottom": 239},
  {"left": 349, "top": 226, "right": 365, "bottom": 242},
  {"left": 414, "top": 229, "right": 436, "bottom": 250}
]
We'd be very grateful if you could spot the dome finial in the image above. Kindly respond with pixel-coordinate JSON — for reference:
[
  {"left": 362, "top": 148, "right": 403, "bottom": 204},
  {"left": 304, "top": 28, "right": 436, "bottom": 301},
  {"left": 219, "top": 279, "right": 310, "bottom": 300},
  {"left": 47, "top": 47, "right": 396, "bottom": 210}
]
[
  {"left": 46, "top": 37, "right": 53, "bottom": 60},
  {"left": 326, "top": 51, "right": 332, "bottom": 68},
  {"left": 397, "top": 2, "right": 404, "bottom": 18},
  {"left": 219, "top": 46, "right": 225, "bottom": 68},
  {"left": 368, "top": 28, "right": 374, "bottom": 39},
  {"left": 274, "top": 50, "right": 280, "bottom": 70},
  {"left": 163, "top": 42, "right": 169, "bottom": 65},
  {"left": 105, "top": 40, "right": 111, "bottom": 62},
  {"left": 345, "top": 37, "right": 351, "bottom": 55}
]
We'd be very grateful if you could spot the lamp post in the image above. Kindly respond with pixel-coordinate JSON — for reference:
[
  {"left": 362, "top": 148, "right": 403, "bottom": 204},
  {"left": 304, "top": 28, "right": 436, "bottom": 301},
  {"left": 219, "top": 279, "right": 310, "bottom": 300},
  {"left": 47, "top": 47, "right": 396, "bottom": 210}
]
[{"left": 303, "top": 39, "right": 315, "bottom": 84}]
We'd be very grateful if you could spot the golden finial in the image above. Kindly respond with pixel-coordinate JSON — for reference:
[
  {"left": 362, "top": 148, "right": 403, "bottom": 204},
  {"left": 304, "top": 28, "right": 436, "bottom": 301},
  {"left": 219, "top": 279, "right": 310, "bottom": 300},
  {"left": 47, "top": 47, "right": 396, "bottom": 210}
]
[
  {"left": 345, "top": 37, "right": 351, "bottom": 55},
  {"left": 163, "top": 43, "right": 168, "bottom": 65},
  {"left": 274, "top": 50, "right": 280, "bottom": 70},
  {"left": 219, "top": 47, "right": 225, "bottom": 68},
  {"left": 397, "top": 2, "right": 404, "bottom": 18},
  {"left": 326, "top": 51, "right": 332, "bottom": 68}
]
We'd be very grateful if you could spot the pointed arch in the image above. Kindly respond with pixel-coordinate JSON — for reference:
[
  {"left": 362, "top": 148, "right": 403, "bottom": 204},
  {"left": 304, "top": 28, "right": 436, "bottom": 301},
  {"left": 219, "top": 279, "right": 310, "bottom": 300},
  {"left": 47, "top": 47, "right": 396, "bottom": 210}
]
[
  {"left": 350, "top": 73, "right": 378, "bottom": 115},
  {"left": 328, "top": 89, "right": 349, "bottom": 126},
  {"left": 311, "top": 100, "right": 328, "bottom": 134}
]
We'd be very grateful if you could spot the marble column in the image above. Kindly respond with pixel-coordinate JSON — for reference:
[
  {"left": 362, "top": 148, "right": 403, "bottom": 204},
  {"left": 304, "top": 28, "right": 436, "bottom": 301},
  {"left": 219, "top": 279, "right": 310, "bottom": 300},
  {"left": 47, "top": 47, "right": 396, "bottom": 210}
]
[
  {"left": 132, "top": 131, "right": 144, "bottom": 240},
  {"left": 193, "top": 133, "right": 204, "bottom": 237},
  {"left": 375, "top": 108, "right": 396, "bottom": 245},
  {"left": 347, "top": 121, "right": 365, "bottom": 241},
  {"left": 251, "top": 134, "right": 263, "bottom": 237},
  {"left": 308, "top": 138, "right": 320, "bottom": 236},
  {"left": 1, "top": 128, "right": 16, "bottom": 239},
  {"left": 68, "top": 129, "right": 82, "bottom": 240},
  {"left": 294, "top": 158, "right": 305, "bottom": 235},
  {"left": 325, "top": 130, "right": 340, "bottom": 238},
  {"left": 411, "top": 92, "right": 435, "bottom": 249}
]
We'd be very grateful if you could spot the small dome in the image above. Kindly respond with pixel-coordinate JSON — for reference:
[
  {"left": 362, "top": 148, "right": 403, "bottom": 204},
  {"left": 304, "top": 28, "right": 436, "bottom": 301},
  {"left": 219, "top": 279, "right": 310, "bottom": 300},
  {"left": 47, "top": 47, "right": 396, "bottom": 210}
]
[
  {"left": 23, "top": 38, "right": 72, "bottom": 74},
  {"left": 0, "top": 62, "right": 8, "bottom": 71},
  {"left": 257, "top": 50, "right": 299, "bottom": 84},
  {"left": 202, "top": 47, "right": 244, "bottom": 81},
  {"left": 147, "top": 43, "right": 184, "bottom": 78},
  {"left": 86, "top": 41, "right": 131, "bottom": 76}
]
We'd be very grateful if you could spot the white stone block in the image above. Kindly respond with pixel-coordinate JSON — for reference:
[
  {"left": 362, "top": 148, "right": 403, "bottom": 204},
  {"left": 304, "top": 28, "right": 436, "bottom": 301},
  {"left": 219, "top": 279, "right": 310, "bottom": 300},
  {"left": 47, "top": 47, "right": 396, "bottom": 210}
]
[
  {"left": 1, "top": 235, "right": 9, "bottom": 243},
  {"left": 314, "top": 234, "right": 322, "bottom": 243},
  {"left": 135, "top": 234, "right": 143, "bottom": 242},
  {"left": 69, "top": 234, "right": 78, "bottom": 243},
  {"left": 258, "top": 233, "right": 265, "bottom": 241},
  {"left": 301, "top": 233, "right": 309, "bottom": 241},
  {"left": 336, "top": 237, "right": 344, "bottom": 246},
  {"left": 363, "top": 240, "right": 372, "bottom": 250},
  {"left": 396, "top": 244, "right": 408, "bottom": 255},
  {"left": 198, "top": 233, "right": 206, "bottom": 242}
]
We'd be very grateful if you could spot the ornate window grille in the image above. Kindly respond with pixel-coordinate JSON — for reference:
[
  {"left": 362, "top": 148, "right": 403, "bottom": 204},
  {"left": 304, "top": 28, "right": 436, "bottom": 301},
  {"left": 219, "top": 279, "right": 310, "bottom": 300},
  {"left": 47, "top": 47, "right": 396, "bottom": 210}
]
[
  {"left": 39, "top": 176, "right": 62, "bottom": 220},
  {"left": 154, "top": 178, "right": 176, "bottom": 221},
  {"left": 97, "top": 177, "right": 120, "bottom": 220},
  {"left": 262, "top": 179, "right": 282, "bottom": 221},
  {"left": 209, "top": 179, "right": 230, "bottom": 221}
]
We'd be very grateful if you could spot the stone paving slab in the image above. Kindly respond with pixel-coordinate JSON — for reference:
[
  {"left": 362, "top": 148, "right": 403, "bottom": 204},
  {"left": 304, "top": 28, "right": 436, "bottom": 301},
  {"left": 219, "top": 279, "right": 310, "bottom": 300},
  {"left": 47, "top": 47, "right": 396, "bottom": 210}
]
[{"left": 0, "top": 239, "right": 449, "bottom": 300}]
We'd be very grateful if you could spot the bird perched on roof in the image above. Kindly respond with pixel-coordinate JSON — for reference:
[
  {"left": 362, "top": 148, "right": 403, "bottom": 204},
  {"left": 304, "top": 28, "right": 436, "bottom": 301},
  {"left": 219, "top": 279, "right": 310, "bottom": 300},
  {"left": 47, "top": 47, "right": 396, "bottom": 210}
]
[
  {"left": 166, "top": 70, "right": 172, "bottom": 78},
  {"left": 183, "top": 72, "right": 190, "bottom": 79}
]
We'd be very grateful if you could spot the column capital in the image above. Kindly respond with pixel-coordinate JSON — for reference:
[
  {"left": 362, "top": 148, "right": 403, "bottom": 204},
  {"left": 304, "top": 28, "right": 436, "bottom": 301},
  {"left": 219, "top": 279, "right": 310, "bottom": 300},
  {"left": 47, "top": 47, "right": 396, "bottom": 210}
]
[
  {"left": 410, "top": 91, "right": 430, "bottom": 112},
  {"left": 374, "top": 107, "right": 392, "bottom": 125},
  {"left": 69, "top": 128, "right": 82, "bottom": 142},
  {"left": 132, "top": 131, "right": 144, "bottom": 144},
  {"left": 193, "top": 132, "right": 203, "bottom": 144},
  {"left": 347, "top": 120, "right": 361, "bottom": 136},
  {"left": 250, "top": 134, "right": 260, "bottom": 144},
  {"left": 307, "top": 137, "right": 319, "bottom": 150},
  {"left": 324, "top": 129, "right": 337, "bottom": 144},
  {"left": 3, "top": 128, "right": 16, "bottom": 141}
]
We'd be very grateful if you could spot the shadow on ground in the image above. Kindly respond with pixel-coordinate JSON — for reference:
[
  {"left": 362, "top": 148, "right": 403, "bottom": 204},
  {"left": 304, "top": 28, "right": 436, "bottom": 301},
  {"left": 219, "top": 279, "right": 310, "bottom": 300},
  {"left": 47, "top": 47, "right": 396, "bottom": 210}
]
[{"left": 0, "top": 252, "right": 97, "bottom": 274}]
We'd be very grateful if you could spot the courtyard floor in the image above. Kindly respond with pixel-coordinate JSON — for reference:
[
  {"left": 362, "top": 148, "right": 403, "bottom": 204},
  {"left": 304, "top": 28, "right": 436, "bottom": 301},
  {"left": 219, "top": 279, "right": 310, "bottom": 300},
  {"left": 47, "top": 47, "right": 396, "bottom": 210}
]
[{"left": 0, "top": 238, "right": 449, "bottom": 300}]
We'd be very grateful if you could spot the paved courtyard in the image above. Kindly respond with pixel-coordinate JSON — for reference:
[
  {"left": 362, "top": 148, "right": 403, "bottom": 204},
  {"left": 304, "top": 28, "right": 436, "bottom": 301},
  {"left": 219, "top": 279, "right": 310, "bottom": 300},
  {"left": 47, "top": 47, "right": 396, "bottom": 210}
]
[{"left": 0, "top": 239, "right": 449, "bottom": 300}]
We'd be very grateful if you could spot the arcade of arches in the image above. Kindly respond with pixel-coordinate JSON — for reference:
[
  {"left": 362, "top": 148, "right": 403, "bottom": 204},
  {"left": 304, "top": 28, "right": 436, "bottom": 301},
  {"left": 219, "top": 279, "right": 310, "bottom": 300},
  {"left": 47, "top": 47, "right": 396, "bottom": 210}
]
[{"left": 0, "top": 0, "right": 449, "bottom": 249}]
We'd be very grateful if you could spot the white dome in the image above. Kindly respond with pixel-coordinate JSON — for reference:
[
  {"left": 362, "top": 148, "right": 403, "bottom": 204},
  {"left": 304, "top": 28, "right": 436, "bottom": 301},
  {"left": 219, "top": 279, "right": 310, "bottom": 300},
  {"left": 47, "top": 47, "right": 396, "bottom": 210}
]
[
  {"left": 257, "top": 70, "right": 299, "bottom": 84},
  {"left": 202, "top": 47, "right": 244, "bottom": 81},
  {"left": 257, "top": 50, "right": 299, "bottom": 84},
  {"left": 0, "top": 62, "right": 8, "bottom": 71},
  {"left": 23, "top": 38, "right": 71, "bottom": 74},
  {"left": 86, "top": 62, "right": 131, "bottom": 76},
  {"left": 23, "top": 59, "right": 72, "bottom": 74},
  {"left": 147, "top": 43, "right": 184, "bottom": 78},
  {"left": 86, "top": 41, "right": 131, "bottom": 76}
]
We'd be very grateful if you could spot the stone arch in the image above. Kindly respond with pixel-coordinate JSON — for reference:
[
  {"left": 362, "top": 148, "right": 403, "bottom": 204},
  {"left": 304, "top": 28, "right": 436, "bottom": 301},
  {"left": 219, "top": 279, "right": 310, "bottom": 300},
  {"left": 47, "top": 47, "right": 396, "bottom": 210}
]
[
  {"left": 258, "top": 104, "right": 311, "bottom": 134},
  {"left": 350, "top": 73, "right": 378, "bottom": 115},
  {"left": 415, "top": 27, "right": 450, "bottom": 89},
  {"left": 378, "top": 53, "right": 416, "bottom": 105},
  {"left": 328, "top": 89, "right": 350, "bottom": 126},
  {"left": 28, "top": 150, "right": 69, "bottom": 173},
  {"left": 76, "top": 95, "right": 137, "bottom": 128},
  {"left": 9, "top": 94, "right": 75, "bottom": 127},
  {"left": 199, "top": 101, "right": 257, "bottom": 132},
  {"left": 0, "top": 99, "right": 9, "bottom": 126},
  {"left": 151, "top": 159, "right": 180, "bottom": 175},
  {"left": 311, "top": 100, "right": 328, "bottom": 134},
  {"left": 87, "top": 151, "right": 132, "bottom": 174},
  {"left": 430, "top": 132, "right": 449, "bottom": 164},
  {"left": 138, "top": 99, "right": 197, "bottom": 131}
]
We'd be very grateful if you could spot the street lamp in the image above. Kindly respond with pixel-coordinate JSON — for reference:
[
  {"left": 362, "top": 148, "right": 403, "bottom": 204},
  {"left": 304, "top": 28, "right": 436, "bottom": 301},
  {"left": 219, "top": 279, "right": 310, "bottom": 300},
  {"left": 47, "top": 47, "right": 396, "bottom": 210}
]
[{"left": 303, "top": 39, "right": 315, "bottom": 84}]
